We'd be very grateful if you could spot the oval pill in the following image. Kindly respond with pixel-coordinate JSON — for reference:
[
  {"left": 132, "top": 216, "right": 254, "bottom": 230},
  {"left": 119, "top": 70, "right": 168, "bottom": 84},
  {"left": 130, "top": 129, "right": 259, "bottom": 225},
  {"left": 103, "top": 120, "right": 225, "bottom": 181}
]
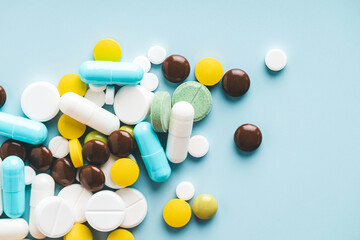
[
  {"left": 234, "top": 124, "right": 262, "bottom": 152},
  {"left": 0, "top": 218, "right": 29, "bottom": 240},
  {"left": 195, "top": 57, "right": 223, "bottom": 86},
  {"left": 192, "top": 194, "right": 218, "bottom": 220},
  {"left": 79, "top": 165, "right": 105, "bottom": 192},
  {"left": 108, "top": 130, "right": 135, "bottom": 158},
  {"left": 110, "top": 158, "right": 139, "bottom": 187},
  {"left": 82, "top": 139, "right": 110, "bottom": 165},
  {"left": 69, "top": 138, "right": 84, "bottom": 168},
  {"left": 28, "top": 145, "right": 53, "bottom": 172},
  {"left": 222, "top": 69, "right": 250, "bottom": 97},
  {"left": 163, "top": 199, "right": 191, "bottom": 228},
  {"left": 162, "top": 55, "right": 190, "bottom": 83},
  {"left": 0, "top": 139, "right": 27, "bottom": 161},
  {"left": 51, "top": 158, "right": 76, "bottom": 186}
]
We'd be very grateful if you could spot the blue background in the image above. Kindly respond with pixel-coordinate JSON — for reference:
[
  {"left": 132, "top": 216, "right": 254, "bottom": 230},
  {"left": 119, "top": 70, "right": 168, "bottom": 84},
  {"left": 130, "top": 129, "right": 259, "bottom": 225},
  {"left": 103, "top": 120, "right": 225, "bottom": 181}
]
[{"left": 1, "top": 0, "right": 360, "bottom": 239}]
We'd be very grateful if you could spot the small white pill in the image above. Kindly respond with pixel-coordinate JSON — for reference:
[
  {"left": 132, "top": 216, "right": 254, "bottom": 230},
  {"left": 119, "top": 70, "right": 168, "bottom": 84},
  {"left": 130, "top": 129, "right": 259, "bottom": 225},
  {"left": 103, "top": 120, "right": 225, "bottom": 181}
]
[
  {"left": 48, "top": 136, "right": 69, "bottom": 158},
  {"left": 89, "top": 84, "right": 107, "bottom": 92},
  {"left": 133, "top": 56, "right": 151, "bottom": 73},
  {"left": 265, "top": 49, "right": 287, "bottom": 71},
  {"left": 105, "top": 86, "right": 115, "bottom": 105},
  {"left": 188, "top": 135, "right": 209, "bottom": 158},
  {"left": 147, "top": 45, "right": 166, "bottom": 64},
  {"left": 140, "top": 73, "right": 159, "bottom": 92},
  {"left": 84, "top": 89, "right": 106, "bottom": 107},
  {"left": 176, "top": 181, "right": 195, "bottom": 201},
  {"left": 24, "top": 166, "right": 36, "bottom": 185}
]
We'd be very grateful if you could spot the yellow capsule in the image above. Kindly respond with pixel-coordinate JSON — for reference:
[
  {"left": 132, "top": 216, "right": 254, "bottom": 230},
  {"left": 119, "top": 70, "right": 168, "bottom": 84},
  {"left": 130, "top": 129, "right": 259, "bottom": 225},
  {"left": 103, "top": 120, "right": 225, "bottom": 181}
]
[
  {"left": 163, "top": 199, "right": 191, "bottom": 228},
  {"left": 93, "top": 39, "right": 122, "bottom": 62},
  {"left": 107, "top": 229, "right": 134, "bottom": 240},
  {"left": 110, "top": 158, "right": 139, "bottom": 187},
  {"left": 58, "top": 114, "right": 86, "bottom": 140},
  {"left": 58, "top": 73, "right": 87, "bottom": 96},
  {"left": 195, "top": 57, "right": 223, "bottom": 86},
  {"left": 69, "top": 138, "right": 83, "bottom": 168},
  {"left": 64, "top": 223, "right": 93, "bottom": 240}
]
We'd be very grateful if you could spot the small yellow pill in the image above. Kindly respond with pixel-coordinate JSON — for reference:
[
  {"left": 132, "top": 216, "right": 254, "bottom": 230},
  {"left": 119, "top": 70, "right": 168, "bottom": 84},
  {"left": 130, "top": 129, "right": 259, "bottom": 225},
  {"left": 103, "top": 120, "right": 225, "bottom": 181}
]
[
  {"left": 58, "top": 114, "right": 86, "bottom": 139},
  {"left": 58, "top": 73, "right": 87, "bottom": 96},
  {"left": 64, "top": 223, "right": 93, "bottom": 240},
  {"left": 192, "top": 194, "right": 218, "bottom": 220},
  {"left": 110, "top": 158, "right": 139, "bottom": 187},
  {"left": 163, "top": 199, "right": 191, "bottom": 228},
  {"left": 69, "top": 138, "right": 84, "bottom": 168},
  {"left": 195, "top": 57, "right": 223, "bottom": 86},
  {"left": 119, "top": 125, "right": 134, "bottom": 138},
  {"left": 93, "top": 39, "right": 122, "bottom": 62},
  {"left": 107, "top": 229, "right": 134, "bottom": 240}
]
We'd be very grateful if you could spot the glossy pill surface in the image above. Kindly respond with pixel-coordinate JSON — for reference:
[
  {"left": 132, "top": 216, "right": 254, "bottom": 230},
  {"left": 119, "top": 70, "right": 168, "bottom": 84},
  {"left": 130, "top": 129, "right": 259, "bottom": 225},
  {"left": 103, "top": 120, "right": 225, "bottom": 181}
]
[
  {"left": 83, "top": 139, "right": 110, "bottom": 165},
  {"left": 0, "top": 85, "right": 6, "bottom": 108},
  {"left": 108, "top": 130, "right": 135, "bottom": 158},
  {"left": 163, "top": 199, "right": 191, "bottom": 228},
  {"left": 84, "top": 131, "right": 108, "bottom": 144},
  {"left": 192, "top": 194, "right": 218, "bottom": 220},
  {"left": 222, "top": 69, "right": 250, "bottom": 97},
  {"left": 162, "top": 55, "right": 190, "bottom": 83},
  {"left": 234, "top": 124, "right": 262, "bottom": 152},
  {"left": 79, "top": 165, "right": 105, "bottom": 192},
  {"left": 28, "top": 145, "right": 53, "bottom": 172},
  {"left": 195, "top": 57, "right": 223, "bottom": 86},
  {"left": 93, "top": 38, "right": 122, "bottom": 62},
  {"left": 0, "top": 139, "right": 27, "bottom": 161},
  {"left": 51, "top": 158, "right": 76, "bottom": 186}
]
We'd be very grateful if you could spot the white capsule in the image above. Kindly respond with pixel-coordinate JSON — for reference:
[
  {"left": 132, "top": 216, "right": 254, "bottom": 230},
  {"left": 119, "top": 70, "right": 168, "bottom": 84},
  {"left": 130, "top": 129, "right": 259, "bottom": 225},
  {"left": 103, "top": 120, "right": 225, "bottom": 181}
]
[
  {"left": 166, "top": 101, "right": 194, "bottom": 163},
  {"left": 60, "top": 92, "right": 120, "bottom": 135},
  {"left": 0, "top": 218, "right": 29, "bottom": 240}
]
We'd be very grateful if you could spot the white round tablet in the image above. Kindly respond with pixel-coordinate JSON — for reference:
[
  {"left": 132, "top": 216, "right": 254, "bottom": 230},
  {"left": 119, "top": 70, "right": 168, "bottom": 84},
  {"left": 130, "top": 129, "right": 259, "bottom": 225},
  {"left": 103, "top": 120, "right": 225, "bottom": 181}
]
[
  {"left": 84, "top": 89, "right": 105, "bottom": 107},
  {"left": 85, "top": 190, "right": 126, "bottom": 232},
  {"left": 176, "top": 181, "right": 195, "bottom": 201},
  {"left": 116, "top": 188, "right": 147, "bottom": 228},
  {"left": 48, "top": 136, "right": 69, "bottom": 158},
  {"left": 24, "top": 166, "right": 36, "bottom": 185},
  {"left": 147, "top": 45, "right": 166, "bottom": 64},
  {"left": 35, "top": 196, "right": 75, "bottom": 238},
  {"left": 58, "top": 184, "right": 93, "bottom": 223},
  {"left": 188, "top": 135, "right": 209, "bottom": 158},
  {"left": 105, "top": 86, "right": 115, "bottom": 105},
  {"left": 140, "top": 73, "right": 159, "bottom": 92},
  {"left": 89, "top": 84, "right": 106, "bottom": 92},
  {"left": 133, "top": 56, "right": 151, "bottom": 73},
  {"left": 114, "top": 85, "right": 154, "bottom": 125},
  {"left": 265, "top": 49, "right": 287, "bottom": 71},
  {"left": 21, "top": 81, "right": 60, "bottom": 122}
]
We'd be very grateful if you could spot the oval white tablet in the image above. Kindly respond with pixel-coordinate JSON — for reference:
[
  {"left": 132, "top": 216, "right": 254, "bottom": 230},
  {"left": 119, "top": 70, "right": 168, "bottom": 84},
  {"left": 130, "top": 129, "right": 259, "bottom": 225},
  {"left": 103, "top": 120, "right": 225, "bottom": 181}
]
[
  {"left": 140, "top": 73, "right": 159, "bottom": 92},
  {"left": 84, "top": 89, "right": 106, "bottom": 107},
  {"left": 85, "top": 190, "right": 126, "bottom": 232},
  {"left": 116, "top": 188, "right": 148, "bottom": 228},
  {"left": 48, "top": 136, "right": 69, "bottom": 158},
  {"left": 105, "top": 86, "right": 115, "bottom": 105},
  {"left": 188, "top": 135, "right": 209, "bottom": 158},
  {"left": 89, "top": 84, "right": 106, "bottom": 92},
  {"left": 58, "top": 184, "right": 93, "bottom": 223},
  {"left": 24, "top": 166, "right": 36, "bottom": 185},
  {"left": 176, "top": 181, "right": 195, "bottom": 201},
  {"left": 35, "top": 196, "right": 75, "bottom": 238},
  {"left": 21, "top": 81, "right": 60, "bottom": 122},
  {"left": 147, "top": 45, "right": 166, "bottom": 64},
  {"left": 133, "top": 56, "right": 151, "bottom": 73},
  {"left": 265, "top": 49, "right": 287, "bottom": 71},
  {"left": 114, "top": 85, "right": 154, "bottom": 125}
]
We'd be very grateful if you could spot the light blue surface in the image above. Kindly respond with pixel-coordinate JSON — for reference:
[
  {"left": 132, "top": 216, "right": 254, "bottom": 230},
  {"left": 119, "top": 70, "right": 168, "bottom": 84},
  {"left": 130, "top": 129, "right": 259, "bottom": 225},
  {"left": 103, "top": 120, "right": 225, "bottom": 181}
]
[{"left": 0, "top": 0, "right": 360, "bottom": 239}]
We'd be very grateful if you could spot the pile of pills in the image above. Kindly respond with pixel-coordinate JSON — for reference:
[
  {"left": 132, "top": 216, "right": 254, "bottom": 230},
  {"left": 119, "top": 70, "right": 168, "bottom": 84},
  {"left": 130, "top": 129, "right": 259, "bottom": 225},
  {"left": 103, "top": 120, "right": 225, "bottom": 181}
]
[{"left": 0, "top": 37, "right": 287, "bottom": 239}]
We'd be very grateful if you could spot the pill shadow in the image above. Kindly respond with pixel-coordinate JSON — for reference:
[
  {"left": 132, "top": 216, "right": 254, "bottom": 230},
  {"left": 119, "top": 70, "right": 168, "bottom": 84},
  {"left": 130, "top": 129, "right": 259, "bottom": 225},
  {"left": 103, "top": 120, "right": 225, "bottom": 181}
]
[
  {"left": 220, "top": 86, "right": 250, "bottom": 104},
  {"left": 265, "top": 64, "right": 285, "bottom": 78},
  {"left": 192, "top": 215, "right": 215, "bottom": 226},
  {"left": 163, "top": 217, "right": 191, "bottom": 233},
  {"left": 233, "top": 143, "right": 261, "bottom": 160}
]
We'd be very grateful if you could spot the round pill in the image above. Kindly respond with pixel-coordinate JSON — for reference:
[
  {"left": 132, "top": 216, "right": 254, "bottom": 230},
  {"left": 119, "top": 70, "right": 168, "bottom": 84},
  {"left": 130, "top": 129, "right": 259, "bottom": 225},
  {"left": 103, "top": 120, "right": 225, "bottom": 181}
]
[
  {"left": 89, "top": 84, "right": 107, "bottom": 92},
  {"left": 21, "top": 81, "right": 60, "bottom": 122},
  {"left": 93, "top": 39, "right": 122, "bottom": 62},
  {"left": 84, "top": 131, "right": 108, "bottom": 145},
  {"left": 24, "top": 166, "right": 36, "bottom": 185},
  {"left": 84, "top": 89, "right": 105, "bottom": 107},
  {"left": 150, "top": 91, "right": 171, "bottom": 132},
  {"left": 119, "top": 125, "right": 134, "bottom": 138},
  {"left": 79, "top": 165, "right": 105, "bottom": 192},
  {"left": 58, "top": 184, "right": 93, "bottom": 223},
  {"left": 69, "top": 138, "right": 84, "bottom": 168},
  {"left": 265, "top": 49, "right": 287, "bottom": 71},
  {"left": 163, "top": 199, "right": 191, "bottom": 228},
  {"left": 172, "top": 81, "right": 212, "bottom": 122},
  {"left": 162, "top": 55, "right": 190, "bottom": 83},
  {"left": 0, "top": 85, "right": 7, "bottom": 108},
  {"left": 28, "top": 145, "right": 53, "bottom": 172},
  {"left": 234, "top": 124, "right": 262, "bottom": 152},
  {"left": 176, "top": 181, "right": 195, "bottom": 201},
  {"left": 188, "top": 135, "right": 209, "bottom": 158},
  {"left": 48, "top": 136, "right": 69, "bottom": 158},
  {"left": 82, "top": 139, "right": 110, "bottom": 165},
  {"left": 133, "top": 56, "right": 151, "bottom": 73},
  {"left": 105, "top": 86, "right": 115, "bottom": 105},
  {"left": 51, "top": 158, "right": 76, "bottom": 186},
  {"left": 192, "top": 194, "right": 218, "bottom": 220},
  {"left": 107, "top": 229, "right": 134, "bottom": 240},
  {"left": 85, "top": 190, "right": 126, "bottom": 232},
  {"left": 222, "top": 69, "right": 250, "bottom": 97},
  {"left": 195, "top": 57, "right": 223, "bottom": 86},
  {"left": 108, "top": 130, "right": 135, "bottom": 158},
  {"left": 147, "top": 45, "right": 166, "bottom": 64},
  {"left": 35, "top": 196, "right": 75, "bottom": 238},
  {"left": 58, "top": 73, "right": 87, "bottom": 97},
  {"left": 64, "top": 223, "right": 93, "bottom": 240},
  {"left": 140, "top": 73, "right": 159, "bottom": 92},
  {"left": 58, "top": 114, "right": 86, "bottom": 139},
  {"left": 0, "top": 139, "right": 27, "bottom": 161},
  {"left": 110, "top": 158, "right": 139, "bottom": 187},
  {"left": 116, "top": 188, "right": 147, "bottom": 228}
]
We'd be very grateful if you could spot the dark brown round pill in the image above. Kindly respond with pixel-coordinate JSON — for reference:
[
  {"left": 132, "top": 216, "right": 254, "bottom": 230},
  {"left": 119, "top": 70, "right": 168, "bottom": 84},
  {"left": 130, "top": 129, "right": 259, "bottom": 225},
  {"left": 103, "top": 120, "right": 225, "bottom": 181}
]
[
  {"left": 51, "top": 158, "right": 76, "bottom": 186},
  {"left": 79, "top": 165, "right": 105, "bottom": 192},
  {"left": 162, "top": 55, "right": 190, "bottom": 83},
  {"left": 82, "top": 139, "right": 110, "bottom": 165},
  {"left": 222, "top": 69, "right": 250, "bottom": 97},
  {"left": 0, "top": 139, "right": 27, "bottom": 161},
  {"left": 234, "top": 124, "right": 262, "bottom": 152},
  {"left": 28, "top": 145, "right": 53, "bottom": 172},
  {"left": 108, "top": 130, "right": 135, "bottom": 158},
  {"left": 0, "top": 85, "right": 6, "bottom": 108}
]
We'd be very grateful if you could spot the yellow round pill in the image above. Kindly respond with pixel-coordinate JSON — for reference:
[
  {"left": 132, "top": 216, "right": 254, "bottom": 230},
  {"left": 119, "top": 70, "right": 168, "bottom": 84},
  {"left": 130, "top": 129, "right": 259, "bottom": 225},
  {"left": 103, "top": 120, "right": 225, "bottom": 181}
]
[
  {"left": 69, "top": 138, "right": 84, "bottom": 168},
  {"left": 58, "top": 114, "right": 86, "bottom": 139},
  {"left": 195, "top": 57, "right": 223, "bottom": 86},
  {"left": 93, "top": 39, "right": 122, "bottom": 62},
  {"left": 58, "top": 73, "right": 87, "bottom": 96},
  {"left": 64, "top": 223, "right": 93, "bottom": 240},
  {"left": 163, "top": 199, "right": 192, "bottom": 228},
  {"left": 107, "top": 229, "right": 134, "bottom": 240},
  {"left": 119, "top": 125, "right": 134, "bottom": 138},
  {"left": 110, "top": 158, "right": 139, "bottom": 187}
]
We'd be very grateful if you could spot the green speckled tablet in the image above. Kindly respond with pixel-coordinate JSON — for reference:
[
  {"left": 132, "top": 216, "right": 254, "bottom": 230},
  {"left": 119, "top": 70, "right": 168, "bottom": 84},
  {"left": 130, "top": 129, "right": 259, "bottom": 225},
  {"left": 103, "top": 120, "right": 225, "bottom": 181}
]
[
  {"left": 172, "top": 81, "right": 212, "bottom": 121},
  {"left": 150, "top": 91, "right": 171, "bottom": 132}
]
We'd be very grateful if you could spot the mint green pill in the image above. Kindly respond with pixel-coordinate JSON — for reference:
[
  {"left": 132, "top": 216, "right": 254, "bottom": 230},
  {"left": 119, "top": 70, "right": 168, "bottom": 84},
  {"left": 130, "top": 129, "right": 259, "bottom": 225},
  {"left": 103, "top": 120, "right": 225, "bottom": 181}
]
[
  {"left": 84, "top": 131, "right": 108, "bottom": 144},
  {"left": 172, "top": 81, "right": 212, "bottom": 122},
  {"left": 150, "top": 91, "right": 171, "bottom": 132}
]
